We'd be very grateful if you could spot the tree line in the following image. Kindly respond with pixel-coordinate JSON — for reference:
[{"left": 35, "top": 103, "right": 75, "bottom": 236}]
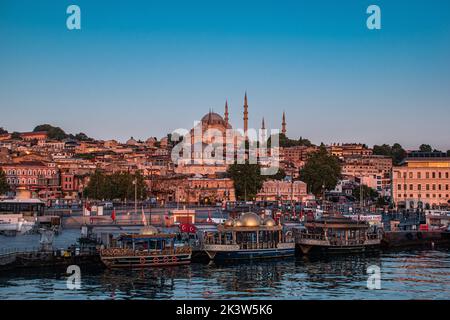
[{"left": 83, "top": 170, "right": 148, "bottom": 201}]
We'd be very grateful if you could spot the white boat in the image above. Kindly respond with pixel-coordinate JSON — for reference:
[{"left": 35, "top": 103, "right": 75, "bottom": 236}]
[{"left": 0, "top": 215, "right": 36, "bottom": 235}]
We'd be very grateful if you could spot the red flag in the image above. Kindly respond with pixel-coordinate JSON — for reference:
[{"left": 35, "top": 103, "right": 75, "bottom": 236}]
[
  {"left": 111, "top": 209, "right": 116, "bottom": 222},
  {"left": 179, "top": 223, "right": 197, "bottom": 233}
]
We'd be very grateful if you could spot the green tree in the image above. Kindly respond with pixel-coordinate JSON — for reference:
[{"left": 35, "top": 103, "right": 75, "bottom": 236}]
[
  {"left": 272, "top": 168, "right": 286, "bottom": 181},
  {"left": 299, "top": 144, "right": 341, "bottom": 196},
  {"left": 447, "top": 150, "right": 450, "bottom": 157},
  {"left": 83, "top": 170, "right": 108, "bottom": 200},
  {"left": 11, "top": 132, "right": 21, "bottom": 140},
  {"left": 419, "top": 144, "right": 432, "bottom": 153},
  {"left": 373, "top": 143, "right": 407, "bottom": 165},
  {"left": 0, "top": 128, "right": 8, "bottom": 135},
  {"left": 83, "top": 170, "right": 147, "bottom": 201},
  {"left": 227, "top": 163, "right": 266, "bottom": 201},
  {"left": 74, "top": 132, "right": 92, "bottom": 141},
  {"left": 353, "top": 185, "right": 379, "bottom": 202},
  {"left": 0, "top": 170, "right": 11, "bottom": 195},
  {"left": 33, "top": 124, "right": 67, "bottom": 140},
  {"left": 268, "top": 133, "right": 313, "bottom": 148},
  {"left": 391, "top": 143, "right": 407, "bottom": 165}
]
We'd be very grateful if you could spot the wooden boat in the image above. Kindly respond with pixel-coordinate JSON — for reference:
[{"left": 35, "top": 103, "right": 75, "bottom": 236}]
[
  {"left": 202, "top": 212, "right": 295, "bottom": 261},
  {"left": 293, "top": 215, "right": 382, "bottom": 255},
  {"left": 100, "top": 225, "right": 191, "bottom": 268}
]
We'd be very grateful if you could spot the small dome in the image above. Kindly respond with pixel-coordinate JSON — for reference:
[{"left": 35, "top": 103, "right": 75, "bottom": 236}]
[
  {"left": 126, "top": 137, "right": 139, "bottom": 145},
  {"left": 140, "top": 225, "right": 159, "bottom": 235},
  {"left": 263, "top": 217, "right": 276, "bottom": 227},
  {"left": 233, "top": 220, "right": 243, "bottom": 227},
  {"left": 239, "top": 212, "right": 261, "bottom": 227},
  {"left": 224, "top": 218, "right": 234, "bottom": 227}
]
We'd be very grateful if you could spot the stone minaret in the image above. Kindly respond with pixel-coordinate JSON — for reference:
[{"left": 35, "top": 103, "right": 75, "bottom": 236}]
[
  {"left": 224, "top": 100, "right": 229, "bottom": 127},
  {"left": 243, "top": 92, "right": 249, "bottom": 138},
  {"left": 261, "top": 117, "right": 266, "bottom": 143},
  {"left": 282, "top": 111, "right": 286, "bottom": 135}
]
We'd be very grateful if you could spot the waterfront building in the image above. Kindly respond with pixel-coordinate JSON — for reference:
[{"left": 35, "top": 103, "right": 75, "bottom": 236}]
[
  {"left": 0, "top": 161, "right": 60, "bottom": 199},
  {"left": 256, "top": 179, "right": 307, "bottom": 202},
  {"left": 392, "top": 153, "right": 450, "bottom": 210}
]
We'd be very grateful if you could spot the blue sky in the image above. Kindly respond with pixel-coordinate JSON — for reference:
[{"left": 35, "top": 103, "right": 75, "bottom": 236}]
[{"left": 1, "top": 0, "right": 450, "bottom": 149}]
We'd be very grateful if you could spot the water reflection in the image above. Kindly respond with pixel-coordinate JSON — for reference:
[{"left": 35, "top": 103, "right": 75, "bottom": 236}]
[{"left": 0, "top": 250, "right": 449, "bottom": 300}]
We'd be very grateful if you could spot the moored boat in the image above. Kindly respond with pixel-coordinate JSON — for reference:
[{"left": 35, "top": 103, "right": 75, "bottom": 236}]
[
  {"left": 202, "top": 212, "right": 295, "bottom": 261},
  {"left": 100, "top": 225, "right": 191, "bottom": 268},
  {"left": 293, "top": 215, "right": 382, "bottom": 255}
]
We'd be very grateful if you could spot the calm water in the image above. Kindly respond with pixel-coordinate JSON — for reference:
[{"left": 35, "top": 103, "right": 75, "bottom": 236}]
[{"left": 1, "top": 230, "right": 449, "bottom": 300}]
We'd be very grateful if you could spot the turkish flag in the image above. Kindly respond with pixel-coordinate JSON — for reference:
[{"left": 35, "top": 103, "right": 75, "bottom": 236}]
[
  {"left": 111, "top": 209, "right": 116, "bottom": 222},
  {"left": 179, "top": 223, "right": 197, "bottom": 233}
]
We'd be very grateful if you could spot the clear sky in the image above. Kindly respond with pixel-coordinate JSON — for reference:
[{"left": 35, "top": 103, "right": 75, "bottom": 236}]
[{"left": 1, "top": 0, "right": 449, "bottom": 150}]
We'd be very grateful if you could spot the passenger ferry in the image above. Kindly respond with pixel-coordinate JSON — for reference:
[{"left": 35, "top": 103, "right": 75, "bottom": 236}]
[
  {"left": 293, "top": 215, "right": 382, "bottom": 255},
  {"left": 0, "top": 198, "right": 43, "bottom": 235},
  {"left": 202, "top": 212, "right": 295, "bottom": 261},
  {"left": 100, "top": 225, "right": 192, "bottom": 268}
]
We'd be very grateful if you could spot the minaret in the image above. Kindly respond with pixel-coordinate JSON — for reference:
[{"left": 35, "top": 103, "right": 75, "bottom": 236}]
[
  {"left": 282, "top": 111, "right": 286, "bottom": 135},
  {"left": 224, "top": 100, "right": 229, "bottom": 127},
  {"left": 261, "top": 117, "right": 266, "bottom": 143},
  {"left": 208, "top": 108, "right": 213, "bottom": 124},
  {"left": 243, "top": 92, "right": 248, "bottom": 138}
]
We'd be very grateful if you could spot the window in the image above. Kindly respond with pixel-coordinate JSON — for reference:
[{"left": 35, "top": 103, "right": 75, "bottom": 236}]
[
  {"left": 446, "top": 172, "right": 449, "bottom": 179},
  {"left": 398, "top": 184, "right": 402, "bottom": 190},
  {"left": 418, "top": 184, "right": 422, "bottom": 190},
  {"left": 409, "top": 184, "right": 413, "bottom": 190},
  {"left": 426, "top": 172, "right": 430, "bottom": 179},
  {"left": 426, "top": 184, "right": 430, "bottom": 190},
  {"left": 432, "top": 172, "right": 436, "bottom": 179},
  {"left": 409, "top": 172, "right": 413, "bottom": 179},
  {"left": 417, "top": 172, "right": 421, "bottom": 179}
]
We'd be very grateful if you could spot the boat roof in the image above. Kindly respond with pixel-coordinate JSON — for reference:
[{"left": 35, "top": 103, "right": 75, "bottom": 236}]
[
  {"left": 119, "top": 233, "right": 177, "bottom": 240},
  {"left": 305, "top": 215, "right": 370, "bottom": 229},
  {"left": 217, "top": 225, "right": 282, "bottom": 232},
  {"left": 0, "top": 198, "right": 45, "bottom": 204}
]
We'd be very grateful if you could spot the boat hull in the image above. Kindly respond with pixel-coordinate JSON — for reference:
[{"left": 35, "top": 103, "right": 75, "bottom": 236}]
[
  {"left": 296, "top": 242, "right": 381, "bottom": 255},
  {"left": 204, "top": 246, "right": 295, "bottom": 261},
  {"left": 100, "top": 253, "right": 191, "bottom": 268}
]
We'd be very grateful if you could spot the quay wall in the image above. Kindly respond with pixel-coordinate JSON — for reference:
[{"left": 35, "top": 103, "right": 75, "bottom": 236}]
[{"left": 381, "top": 231, "right": 450, "bottom": 249}]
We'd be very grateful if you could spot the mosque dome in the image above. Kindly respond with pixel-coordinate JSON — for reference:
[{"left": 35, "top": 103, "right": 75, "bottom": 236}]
[
  {"left": 140, "top": 225, "right": 159, "bottom": 235},
  {"left": 239, "top": 212, "right": 262, "bottom": 227},
  {"left": 263, "top": 217, "right": 276, "bottom": 227},
  {"left": 201, "top": 112, "right": 225, "bottom": 123}
]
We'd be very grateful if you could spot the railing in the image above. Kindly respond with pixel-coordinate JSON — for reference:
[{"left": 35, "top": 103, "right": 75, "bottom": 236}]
[
  {"left": 296, "top": 233, "right": 326, "bottom": 241},
  {"left": 203, "top": 238, "right": 279, "bottom": 250},
  {"left": 100, "top": 246, "right": 191, "bottom": 257}
]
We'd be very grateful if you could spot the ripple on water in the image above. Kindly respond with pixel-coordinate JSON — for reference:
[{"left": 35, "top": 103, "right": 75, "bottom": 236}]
[{"left": 0, "top": 245, "right": 449, "bottom": 299}]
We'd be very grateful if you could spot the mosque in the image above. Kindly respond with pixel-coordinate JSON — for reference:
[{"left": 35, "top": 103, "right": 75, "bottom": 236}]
[{"left": 174, "top": 93, "right": 287, "bottom": 175}]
